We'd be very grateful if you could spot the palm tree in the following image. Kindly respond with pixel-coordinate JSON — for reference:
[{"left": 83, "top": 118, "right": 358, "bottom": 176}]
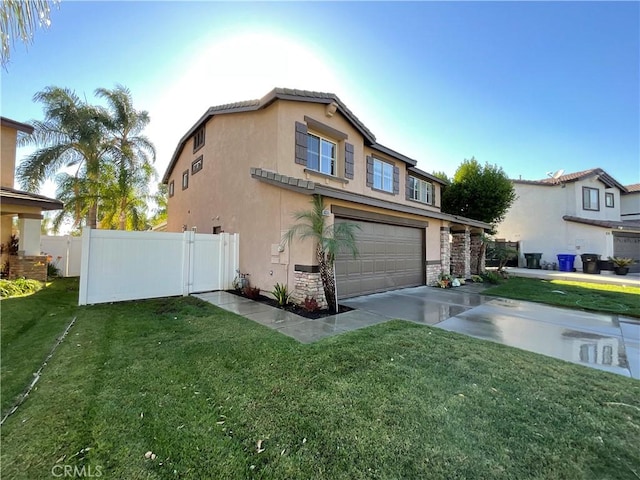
[
  {"left": 17, "top": 86, "right": 109, "bottom": 229},
  {"left": 283, "top": 195, "right": 359, "bottom": 312},
  {"left": 96, "top": 85, "right": 156, "bottom": 230},
  {"left": 0, "top": 0, "right": 59, "bottom": 67}
]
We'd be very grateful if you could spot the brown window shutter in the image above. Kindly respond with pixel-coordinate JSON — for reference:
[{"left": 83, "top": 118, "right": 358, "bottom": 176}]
[
  {"left": 366, "top": 156, "right": 374, "bottom": 187},
  {"left": 345, "top": 142, "right": 354, "bottom": 179},
  {"left": 393, "top": 166, "right": 400, "bottom": 195},
  {"left": 295, "top": 122, "right": 308, "bottom": 166},
  {"left": 406, "top": 175, "right": 412, "bottom": 200}
]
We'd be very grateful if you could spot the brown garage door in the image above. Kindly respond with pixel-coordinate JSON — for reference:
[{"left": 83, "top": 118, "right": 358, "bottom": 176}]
[
  {"left": 613, "top": 232, "right": 640, "bottom": 273},
  {"left": 334, "top": 218, "right": 425, "bottom": 298}
]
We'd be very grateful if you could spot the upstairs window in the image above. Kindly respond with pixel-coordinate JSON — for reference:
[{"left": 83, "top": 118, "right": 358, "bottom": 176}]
[
  {"left": 182, "top": 170, "right": 189, "bottom": 190},
  {"left": 582, "top": 187, "right": 599, "bottom": 211},
  {"left": 409, "top": 176, "right": 434, "bottom": 204},
  {"left": 373, "top": 158, "right": 393, "bottom": 192},
  {"left": 605, "top": 192, "right": 614, "bottom": 208},
  {"left": 193, "top": 127, "right": 205, "bottom": 152},
  {"left": 307, "top": 133, "right": 336, "bottom": 176},
  {"left": 168, "top": 180, "right": 175, "bottom": 198},
  {"left": 192, "top": 156, "right": 203, "bottom": 175}
]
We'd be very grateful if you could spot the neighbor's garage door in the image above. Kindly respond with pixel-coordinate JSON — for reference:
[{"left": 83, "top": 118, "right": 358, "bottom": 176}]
[
  {"left": 613, "top": 232, "right": 640, "bottom": 273},
  {"left": 334, "top": 218, "right": 425, "bottom": 298}
]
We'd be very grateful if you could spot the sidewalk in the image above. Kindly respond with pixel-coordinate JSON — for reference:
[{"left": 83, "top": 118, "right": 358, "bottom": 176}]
[{"left": 502, "top": 267, "right": 640, "bottom": 287}]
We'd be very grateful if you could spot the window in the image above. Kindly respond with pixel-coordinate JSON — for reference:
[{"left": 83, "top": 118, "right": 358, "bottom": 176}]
[
  {"left": 168, "top": 180, "right": 175, "bottom": 197},
  {"left": 605, "top": 192, "right": 614, "bottom": 208},
  {"left": 182, "top": 170, "right": 189, "bottom": 190},
  {"left": 582, "top": 187, "right": 599, "bottom": 211},
  {"left": 192, "top": 156, "right": 203, "bottom": 175},
  {"left": 193, "top": 127, "right": 205, "bottom": 152},
  {"left": 307, "top": 133, "right": 336, "bottom": 176},
  {"left": 373, "top": 158, "right": 393, "bottom": 192},
  {"left": 409, "top": 176, "right": 434, "bottom": 204}
]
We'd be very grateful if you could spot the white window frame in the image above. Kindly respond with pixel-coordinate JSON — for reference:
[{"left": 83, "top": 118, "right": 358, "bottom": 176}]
[
  {"left": 307, "top": 132, "right": 336, "bottom": 176},
  {"left": 409, "top": 176, "right": 433, "bottom": 204},
  {"left": 373, "top": 158, "right": 393, "bottom": 192}
]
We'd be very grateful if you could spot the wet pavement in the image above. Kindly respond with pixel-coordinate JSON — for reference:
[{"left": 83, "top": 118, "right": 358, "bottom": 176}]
[{"left": 194, "top": 283, "right": 640, "bottom": 380}]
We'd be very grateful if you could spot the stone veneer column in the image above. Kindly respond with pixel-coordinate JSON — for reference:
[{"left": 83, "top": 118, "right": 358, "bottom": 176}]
[
  {"left": 451, "top": 227, "right": 471, "bottom": 279},
  {"left": 470, "top": 233, "right": 486, "bottom": 275},
  {"left": 440, "top": 226, "right": 451, "bottom": 277},
  {"left": 291, "top": 268, "right": 328, "bottom": 309}
]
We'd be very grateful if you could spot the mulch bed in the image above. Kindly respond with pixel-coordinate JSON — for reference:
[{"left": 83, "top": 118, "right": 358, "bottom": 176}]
[{"left": 227, "top": 290, "right": 353, "bottom": 320}]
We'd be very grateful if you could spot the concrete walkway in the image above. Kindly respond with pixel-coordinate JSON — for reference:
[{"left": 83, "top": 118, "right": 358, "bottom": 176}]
[{"left": 194, "top": 278, "right": 640, "bottom": 379}]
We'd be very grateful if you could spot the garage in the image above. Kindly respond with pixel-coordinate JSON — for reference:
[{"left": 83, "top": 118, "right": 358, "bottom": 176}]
[
  {"left": 613, "top": 232, "right": 640, "bottom": 273},
  {"left": 334, "top": 217, "right": 425, "bottom": 298}
]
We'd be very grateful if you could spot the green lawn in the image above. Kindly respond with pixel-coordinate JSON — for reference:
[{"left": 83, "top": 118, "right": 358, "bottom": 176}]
[
  {"left": 484, "top": 276, "right": 640, "bottom": 317},
  {"left": 1, "top": 279, "right": 639, "bottom": 479}
]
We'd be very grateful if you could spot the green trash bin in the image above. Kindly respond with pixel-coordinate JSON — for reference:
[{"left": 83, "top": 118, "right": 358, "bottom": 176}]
[{"left": 524, "top": 253, "right": 542, "bottom": 269}]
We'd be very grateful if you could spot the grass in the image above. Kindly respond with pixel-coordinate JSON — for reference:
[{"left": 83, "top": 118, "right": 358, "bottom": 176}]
[
  {"left": 2, "top": 279, "right": 639, "bottom": 479},
  {"left": 1, "top": 278, "right": 80, "bottom": 413},
  {"left": 484, "top": 276, "right": 640, "bottom": 317}
]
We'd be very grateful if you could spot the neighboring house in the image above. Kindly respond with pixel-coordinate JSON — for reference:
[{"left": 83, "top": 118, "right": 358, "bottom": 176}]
[
  {"left": 1, "top": 116, "right": 63, "bottom": 281},
  {"left": 163, "top": 88, "right": 489, "bottom": 303},
  {"left": 495, "top": 168, "right": 640, "bottom": 273}
]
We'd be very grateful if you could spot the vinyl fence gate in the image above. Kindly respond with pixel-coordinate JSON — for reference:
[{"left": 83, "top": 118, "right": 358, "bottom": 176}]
[{"left": 78, "top": 229, "right": 239, "bottom": 305}]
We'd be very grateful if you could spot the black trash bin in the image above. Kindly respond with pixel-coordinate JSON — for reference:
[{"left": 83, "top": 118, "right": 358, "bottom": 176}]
[
  {"left": 524, "top": 253, "right": 542, "bottom": 269},
  {"left": 581, "top": 253, "right": 601, "bottom": 274}
]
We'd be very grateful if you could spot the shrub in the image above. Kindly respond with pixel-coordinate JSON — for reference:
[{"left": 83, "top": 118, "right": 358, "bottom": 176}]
[
  {"left": 271, "top": 283, "right": 290, "bottom": 307},
  {"left": 0, "top": 278, "right": 43, "bottom": 298},
  {"left": 303, "top": 296, "right": 319, "bottom": 312},
  {"left": 243, "top": 285, "right": 261, "bottom": 300},
  {"left": 471, "top": 275, "right": 483, "bottom": 283},
  {"left": 482, "top": 271, "right": 503, "bottom": 284}
]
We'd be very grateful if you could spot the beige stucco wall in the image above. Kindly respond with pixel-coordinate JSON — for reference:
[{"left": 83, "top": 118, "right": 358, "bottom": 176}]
[
  {"left": 621, "top": 192, "right": 640, "bottom": 220},
  {"left": 1, "top": 125, "right": 17, "bottom": 188},
  {"left": 495, "top": 181, "right": 619, "bottom": 268},
  {"left": 166, "top": 99, "right": 451, "bottom": 293}
]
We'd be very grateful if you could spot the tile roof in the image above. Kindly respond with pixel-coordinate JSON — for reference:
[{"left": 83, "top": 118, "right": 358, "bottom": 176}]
[
  {"left": 163, "top": 87, "right": 417, "bottom": 182},
  {"left": 563, "top": 215, "right": 640, "bottom": 232},
  {"left": 0, "top": 186, "right": 63, "bottom": 210},
  {"left": 625, "top": 183, "right": 640, "bottom": 193},
  {"left": 513, "top": 168, "right": 627, "bottom": 192}
]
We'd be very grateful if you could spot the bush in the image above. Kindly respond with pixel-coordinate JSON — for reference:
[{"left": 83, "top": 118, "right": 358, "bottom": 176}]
[
  {"left": 271, "top": 283, "right": 290, "bottom": 307},
  {"left": 0, "top": 278, "right": 43, "bottom": 298},
  {"left": 482, "top": 271, "right": 503, "bottom": 285},
  {"left": 243, "top": 285, "right": 261, "bottom": 300},
  {"left": 303, "top": 296, "right": 319, "bottom": 312}
]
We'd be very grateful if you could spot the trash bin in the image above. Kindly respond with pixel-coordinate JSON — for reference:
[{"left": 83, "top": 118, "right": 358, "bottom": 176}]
[
  {"left": 581, "top": 253, "right": 601, "bottom": 274},
  {"left": 557, "top": 254, "right": 576, "bottom": 272},
  {"left": 524, "top": 253, "right": 543, "bottom": 269}
]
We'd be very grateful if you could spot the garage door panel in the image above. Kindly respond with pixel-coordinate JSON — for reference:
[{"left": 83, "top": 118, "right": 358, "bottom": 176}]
[
  {"left": 335, "top": 218, "right": 425, "bottom": 298},
  {"left": 614, "top": 233, "right": 640, "bottom": 273}
]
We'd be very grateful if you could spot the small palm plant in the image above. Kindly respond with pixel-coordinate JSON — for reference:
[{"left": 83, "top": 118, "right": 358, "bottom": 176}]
[
  {"left": 271, "top": 283, "right": 290, "bottom": 307},
  {"left": 608, "top": 256, "right": 636, "bottom": 268},
  {"left": 282, "top": 195, "right": 359, "bottom": 313}
]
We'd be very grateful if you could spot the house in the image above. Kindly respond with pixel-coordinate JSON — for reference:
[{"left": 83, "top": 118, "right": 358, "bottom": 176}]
[
  {"left": 1, "top": 116, "right": 63, "bottom": 281},
  {"left": 495, "top": 168, "right": 640, "bottom": 273},
  {"left": 162, "top": 88, "right": 490, "bottom": 304}
]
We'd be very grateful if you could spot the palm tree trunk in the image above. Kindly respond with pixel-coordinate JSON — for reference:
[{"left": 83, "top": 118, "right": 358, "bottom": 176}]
[
  {"left": 317, "top": 244, "right": 337, "bottom": 312},
  {"left": 87, "top": 204, "right": 98, "bottom": 229}
]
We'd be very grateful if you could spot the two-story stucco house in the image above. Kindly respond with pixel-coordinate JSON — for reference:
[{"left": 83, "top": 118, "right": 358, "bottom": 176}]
[
  {"left": 1, "top": 116, "right": 63, "bottom": 280},
  {"left": 162, "top": 88, "right": 489, "bottom": 303},
  {"left": 495, "top": 168, "right": 640, "bottom": 273}
]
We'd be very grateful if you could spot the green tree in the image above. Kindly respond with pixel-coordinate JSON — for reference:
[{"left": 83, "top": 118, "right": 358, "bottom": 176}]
[
  {"left": 441, "top": 157, "right": 516, "bottom": 228},
  {"left": 149, "top": 183, "right": 168, "bottom": 227},
  {"left": 96, "top": 85, "right": 156, "bottom": 230},
  {"left": 283, "top": 195, "right": 359, "bottom": 312},
  {"left": 0, "top": 0, "right": 59, "bottom": 67},
  {"left": 17, "top": 86, "right": 108, "bottom": 229}
]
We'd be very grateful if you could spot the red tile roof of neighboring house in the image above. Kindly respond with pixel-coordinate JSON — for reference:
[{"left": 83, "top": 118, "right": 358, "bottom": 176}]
[
  {"left": 513, "top": 168, "right": 628, "bottom": 192},
  {"left": 625, "top": 183, "right": 640, "bottom": 193}
]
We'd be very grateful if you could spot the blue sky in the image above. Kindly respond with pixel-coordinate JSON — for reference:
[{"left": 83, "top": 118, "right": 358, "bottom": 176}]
[{"left": 2, "top": 1, "right": 639, "bottom": 193}]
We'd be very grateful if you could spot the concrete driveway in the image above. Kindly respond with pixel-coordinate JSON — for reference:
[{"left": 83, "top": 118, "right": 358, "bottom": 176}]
[{"left": 341, "top": 285, "right": 640, "bottom": 379}]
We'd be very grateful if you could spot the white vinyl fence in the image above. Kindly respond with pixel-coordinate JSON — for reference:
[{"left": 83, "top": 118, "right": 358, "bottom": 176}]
[
  {"left": 78, "top": 229, "right": 239, "bottom": 306},
  {"left": 41, "top": 235, "right": 83, "bottom": 277}
]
